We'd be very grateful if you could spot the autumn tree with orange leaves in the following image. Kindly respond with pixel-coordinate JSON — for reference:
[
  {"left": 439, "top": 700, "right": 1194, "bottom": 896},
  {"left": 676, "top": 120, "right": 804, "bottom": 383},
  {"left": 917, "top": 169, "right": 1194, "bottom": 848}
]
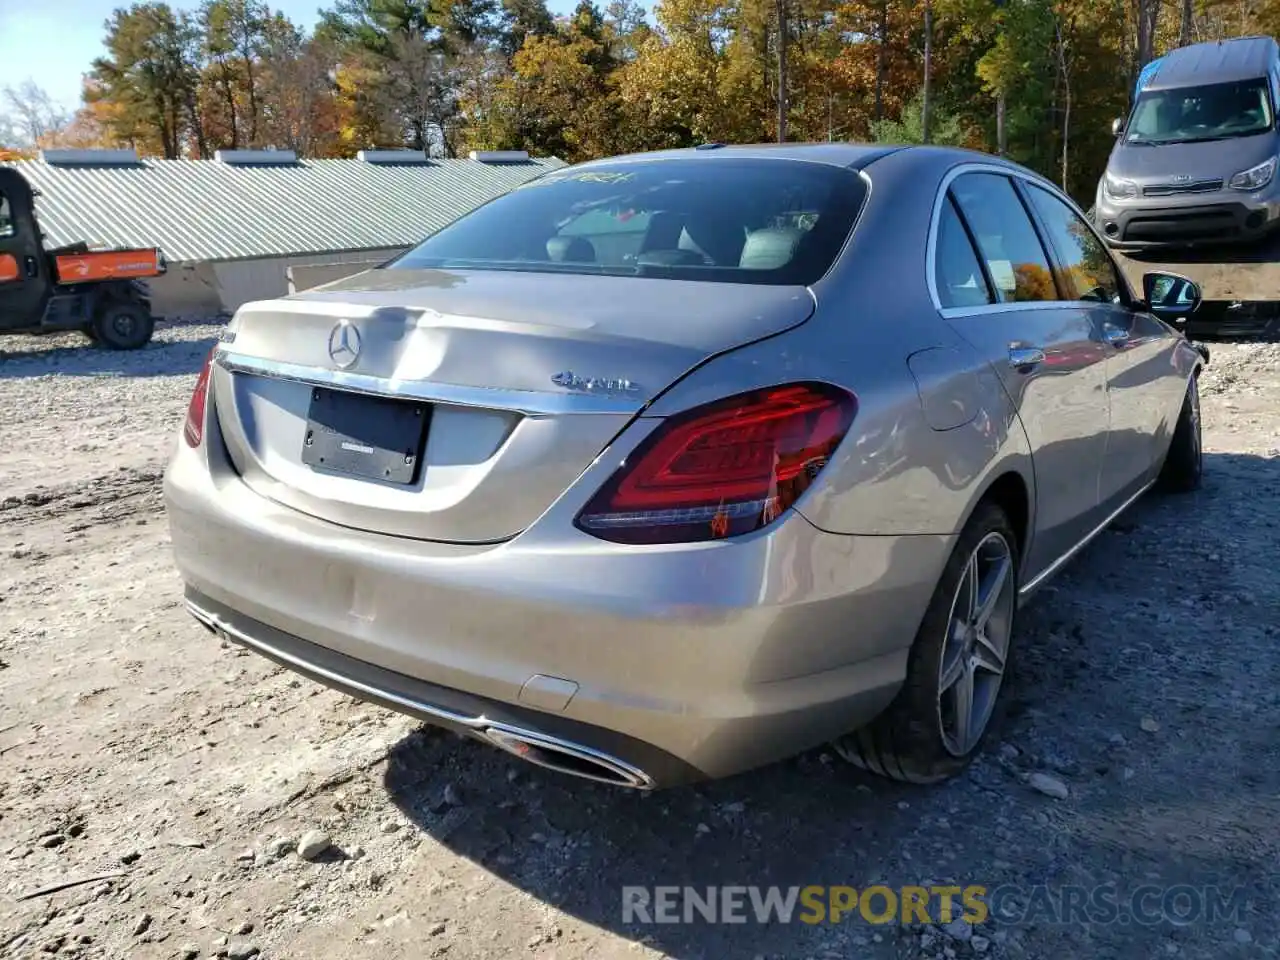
[{"left": 16, "top": 0, "right": 1279, "bottom": 204}]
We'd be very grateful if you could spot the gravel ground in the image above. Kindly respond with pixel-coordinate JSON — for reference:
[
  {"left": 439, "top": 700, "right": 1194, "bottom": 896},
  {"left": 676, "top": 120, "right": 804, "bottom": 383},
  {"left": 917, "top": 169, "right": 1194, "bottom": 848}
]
[{"left": 1, "top": 322, "right": 1278, "bottom": 960}]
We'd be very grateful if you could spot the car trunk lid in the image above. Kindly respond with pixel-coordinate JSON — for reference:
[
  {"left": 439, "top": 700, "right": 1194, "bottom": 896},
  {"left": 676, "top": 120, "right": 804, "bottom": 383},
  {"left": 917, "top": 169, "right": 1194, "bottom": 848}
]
[{"left": 212, "top": 268, "right": 815, "bottom": 543}]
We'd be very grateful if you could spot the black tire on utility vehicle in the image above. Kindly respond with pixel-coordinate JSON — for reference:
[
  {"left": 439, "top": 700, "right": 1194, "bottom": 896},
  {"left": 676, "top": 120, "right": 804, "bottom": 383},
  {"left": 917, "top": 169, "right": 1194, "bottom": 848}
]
[
  {"left": 833, "top": 501, "right": 1019, "bottom": 784},
  {"left": 92, "top": 301, "right": 154, "bottom": 350},
  {"left": 1157, "top": 374, "right": 1203, "bottom": 493}
]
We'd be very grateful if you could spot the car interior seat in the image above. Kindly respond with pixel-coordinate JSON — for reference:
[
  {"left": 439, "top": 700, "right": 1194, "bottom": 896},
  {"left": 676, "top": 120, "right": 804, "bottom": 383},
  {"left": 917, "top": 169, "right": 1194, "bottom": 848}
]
[
  {"left": 679, "top": 214, "right": 748, "bottom": 266},
  {"left": 739, "top": 227, "right": 804, "bottom": 270},
  {"left": 639, "top": 211, "right": 686, "bottom": 253},
  {"left": 633, "top": 211, "right": 709, "bottom": 265},
  {"left": 546, "top": 236, "right": 597, "bottom": 263}
]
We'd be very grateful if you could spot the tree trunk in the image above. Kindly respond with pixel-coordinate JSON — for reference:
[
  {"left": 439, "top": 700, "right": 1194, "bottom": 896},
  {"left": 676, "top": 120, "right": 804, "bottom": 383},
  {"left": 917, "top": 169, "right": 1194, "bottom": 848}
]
[
  {"left": 1179, "top": 0, "right": 1193, "bottom": 45},
  {"left": 1136, "top": 0, "right": 1161, "bottom": 67},
  {"left": 244, "top": 60, "right": 260, "bottom": 146},
  {"left": 874, "top": 1, "right": 887, "bottom": 122},
  {"left": 776, "top": 0, "right": 788, "bottom": 142},
  {"left": 236, "top": 8, "right": 261, "bottom": 147},
  {"left": 1050, "top": 41, "right": 1060, "bottom": 173},
  {"left": 185, "top": 87, "right": 209, "bottom": 158},
  {"left": 158, "top": 103, "right": 177, "bottom": 159},
  {"left": 997, "top": 95, "right": 1007, "bottom": 156},
  {"left": 921, "top": 0, "right": 933, "bottom": 144},
  {"left": 1057, "top": 21, "right": 1071, "bottom": 190},
  {"left": 219, "top": 68, "right": 239, "bottom": 148}
]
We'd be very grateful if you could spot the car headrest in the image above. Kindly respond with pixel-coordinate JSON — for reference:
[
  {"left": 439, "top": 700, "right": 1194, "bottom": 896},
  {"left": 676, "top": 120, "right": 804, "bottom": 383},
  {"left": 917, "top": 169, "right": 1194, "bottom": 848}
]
[
  {"left": 739, "top": 227, "right": 804, "bottom": 270},
  {"left": 546, "top": 236, "right": 596, "bottom": 263}
]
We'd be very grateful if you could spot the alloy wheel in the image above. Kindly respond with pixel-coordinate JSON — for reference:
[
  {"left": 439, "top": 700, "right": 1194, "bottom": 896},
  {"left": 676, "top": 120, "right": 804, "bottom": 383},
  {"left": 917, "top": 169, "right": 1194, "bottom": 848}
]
[{"left": 937, "top": 531, "right": 1015, "bottom": 757}]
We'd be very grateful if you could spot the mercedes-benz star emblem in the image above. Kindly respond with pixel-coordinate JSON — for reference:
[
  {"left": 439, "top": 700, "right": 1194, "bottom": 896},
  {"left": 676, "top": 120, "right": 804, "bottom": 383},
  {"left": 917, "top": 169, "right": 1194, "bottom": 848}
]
[{"left": 327, "top": 319, "right": 362, "bottom": 369}]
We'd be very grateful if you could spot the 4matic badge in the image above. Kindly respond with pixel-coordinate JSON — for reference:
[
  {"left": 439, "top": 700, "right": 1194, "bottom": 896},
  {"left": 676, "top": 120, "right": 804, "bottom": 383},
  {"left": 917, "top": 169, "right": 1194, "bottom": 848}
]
[{"left": 551, "top": 370, "right": 642, "bottom": 395}]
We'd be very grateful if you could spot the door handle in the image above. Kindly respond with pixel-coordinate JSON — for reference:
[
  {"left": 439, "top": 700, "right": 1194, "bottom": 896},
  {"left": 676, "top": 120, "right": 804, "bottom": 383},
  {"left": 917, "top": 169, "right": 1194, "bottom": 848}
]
[
  {"left": 1008, "top": 347, "right": 1046, "bottom": 369},
  {"left": 1102, "top": 327, "right": 1129, "bottom": 348}
]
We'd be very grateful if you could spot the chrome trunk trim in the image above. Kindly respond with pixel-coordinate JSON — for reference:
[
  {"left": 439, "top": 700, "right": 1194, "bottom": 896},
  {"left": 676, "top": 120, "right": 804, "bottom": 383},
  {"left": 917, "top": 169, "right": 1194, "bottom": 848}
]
[{"left": 214, "top": 349, "right": 644, "bottom": 417}]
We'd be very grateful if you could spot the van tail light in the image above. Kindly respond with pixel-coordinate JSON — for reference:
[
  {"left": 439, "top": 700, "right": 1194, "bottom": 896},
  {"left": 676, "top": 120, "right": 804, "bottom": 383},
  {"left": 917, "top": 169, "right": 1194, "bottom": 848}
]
[
  {"left": 183, "top": 349, "right": 215, "bottom": 448},
  {"left": 575, "top": 382, "right": 857, "bottom": 544}
]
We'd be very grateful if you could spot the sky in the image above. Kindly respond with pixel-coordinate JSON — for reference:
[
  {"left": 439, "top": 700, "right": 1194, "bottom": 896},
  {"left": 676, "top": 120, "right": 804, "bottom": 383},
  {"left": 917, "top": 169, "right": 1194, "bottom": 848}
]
[{"left": 0, "top": 0, "right": 582, "bottom": 114}]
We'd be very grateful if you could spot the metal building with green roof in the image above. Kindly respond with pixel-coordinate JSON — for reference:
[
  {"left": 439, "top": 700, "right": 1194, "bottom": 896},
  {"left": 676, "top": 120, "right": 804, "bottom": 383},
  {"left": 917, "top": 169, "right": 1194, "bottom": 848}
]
[{"left": 2, "top": 147, "right": 564, "bottom": 317}]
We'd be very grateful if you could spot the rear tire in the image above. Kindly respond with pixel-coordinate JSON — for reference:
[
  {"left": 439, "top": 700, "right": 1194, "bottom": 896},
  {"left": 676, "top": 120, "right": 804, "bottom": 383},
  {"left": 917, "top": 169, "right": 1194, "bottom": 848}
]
[
  {"left": 1157, "top": 375, "right": 1202, "bottom": 493},
  {"left": 92, "top": 301, "right": 154, "bottom": 350},
  {"left": 833, "top": 502, "right": 1019, "bottom": 783}
]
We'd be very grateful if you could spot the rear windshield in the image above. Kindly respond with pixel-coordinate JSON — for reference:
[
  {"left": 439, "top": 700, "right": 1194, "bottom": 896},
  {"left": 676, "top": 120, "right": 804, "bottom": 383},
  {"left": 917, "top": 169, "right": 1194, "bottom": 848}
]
[
  {"left": 387, "top": 158, "right": 867, "bottom": 285},
  {"left": 1127, "top": 77, "right": 1274, "bottom": 144}
]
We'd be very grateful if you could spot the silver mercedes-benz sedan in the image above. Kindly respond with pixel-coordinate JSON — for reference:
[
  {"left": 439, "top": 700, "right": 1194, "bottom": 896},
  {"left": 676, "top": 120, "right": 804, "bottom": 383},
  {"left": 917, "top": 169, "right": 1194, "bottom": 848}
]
[{"left": 165, "top": 143, "right": 1207, "bottom": 790}]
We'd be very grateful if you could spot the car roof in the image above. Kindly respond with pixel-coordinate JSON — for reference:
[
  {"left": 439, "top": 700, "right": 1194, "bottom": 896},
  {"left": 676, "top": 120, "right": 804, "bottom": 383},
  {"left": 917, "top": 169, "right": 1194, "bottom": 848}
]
[
  {"left": 1143, "top": 36, "right": 1279, "bottom": 91},
  {"left": 566, "top": 142, "right": 1019, "bottom": 174}
]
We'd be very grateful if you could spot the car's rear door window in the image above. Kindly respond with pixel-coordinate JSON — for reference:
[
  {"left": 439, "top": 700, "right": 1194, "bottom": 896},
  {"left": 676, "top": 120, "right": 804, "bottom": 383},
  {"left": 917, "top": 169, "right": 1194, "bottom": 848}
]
[
  {"left": 388, "top": 159, "right": 868, "bottom": 286},
  {"left": 1024, "top": 185, "right": 1125, "bottom": 304},
  {"left": 949, "top": 173, "right": 1058, "bottom": 303},
  {"left": 935, "top": 196, "right": 994, "bottom": 308}
]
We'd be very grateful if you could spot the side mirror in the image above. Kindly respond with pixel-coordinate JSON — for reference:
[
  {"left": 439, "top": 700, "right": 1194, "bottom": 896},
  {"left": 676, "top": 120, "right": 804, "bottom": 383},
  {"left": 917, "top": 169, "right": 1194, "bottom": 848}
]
[
  {"left": 1111, "top": 117, "right": 1125, "bottom": 137},
  {"left": 1143, "top": 272, "right": 1201, "bottom": 319}
]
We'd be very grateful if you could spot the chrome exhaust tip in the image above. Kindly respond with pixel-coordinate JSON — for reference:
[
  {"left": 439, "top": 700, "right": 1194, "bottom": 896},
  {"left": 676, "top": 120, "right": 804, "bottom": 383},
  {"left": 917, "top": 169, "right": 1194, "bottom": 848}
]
[
  {"left": 483, "top": 727, "right": 655, "bottom": 790},
  {"left": 184, "top": 598, "right": 657, "bottom": 790}
]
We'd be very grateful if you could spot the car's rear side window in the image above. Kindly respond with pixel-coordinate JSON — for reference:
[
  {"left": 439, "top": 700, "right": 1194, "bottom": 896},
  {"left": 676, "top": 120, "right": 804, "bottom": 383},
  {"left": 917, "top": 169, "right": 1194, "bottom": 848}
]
[
  {"left": 1025, "top": 185, "right": 1125, "bottom": 304},
  {"left": 388, "top": 159, "right": 868, "bottom": 286},
  {"left": 949, "top": 173, "right": 1057, "bottom": 303},
  {"left": 935, "top": 196, "right": 993, "bottom": 308}
]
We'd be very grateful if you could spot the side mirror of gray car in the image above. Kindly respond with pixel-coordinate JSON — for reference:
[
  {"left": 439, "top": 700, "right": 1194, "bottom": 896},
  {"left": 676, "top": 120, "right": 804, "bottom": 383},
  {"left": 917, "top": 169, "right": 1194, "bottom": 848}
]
[
  {"left": 1111, "top": 117, "right": 1125, "bottom": 137},
  {"left": 1142, "top": 272, "right": 1202, "bottom": 319}
]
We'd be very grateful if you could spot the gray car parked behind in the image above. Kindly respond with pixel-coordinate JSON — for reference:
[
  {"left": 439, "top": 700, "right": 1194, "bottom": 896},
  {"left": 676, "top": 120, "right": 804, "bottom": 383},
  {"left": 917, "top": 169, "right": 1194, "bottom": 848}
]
[{"left": 1095, "top": 35, "right": 1280, "bottom": 249}]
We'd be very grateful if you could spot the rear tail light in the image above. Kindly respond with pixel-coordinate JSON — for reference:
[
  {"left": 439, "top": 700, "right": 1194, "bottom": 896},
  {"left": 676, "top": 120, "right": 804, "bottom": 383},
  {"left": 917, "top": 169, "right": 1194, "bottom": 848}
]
[
  {"left": 576, "top": 382, "right": 856, "bottom": 544},
  {"left": 183, "top": 349, "right": 215, "bottom": 448}
]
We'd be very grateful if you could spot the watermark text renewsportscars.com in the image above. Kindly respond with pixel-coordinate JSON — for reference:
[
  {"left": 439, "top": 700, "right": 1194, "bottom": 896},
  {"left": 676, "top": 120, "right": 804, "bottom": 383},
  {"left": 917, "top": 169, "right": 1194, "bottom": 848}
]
[{"left": 622, "top": 884, "right": 1249, "bottom": 927}]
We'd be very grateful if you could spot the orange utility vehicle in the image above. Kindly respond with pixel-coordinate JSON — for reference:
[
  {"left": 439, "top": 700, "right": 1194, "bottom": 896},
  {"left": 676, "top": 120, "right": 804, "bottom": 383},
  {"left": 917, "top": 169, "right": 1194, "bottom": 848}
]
[{"left": 0, "top": 167, "right": 164, "bottom": 349}]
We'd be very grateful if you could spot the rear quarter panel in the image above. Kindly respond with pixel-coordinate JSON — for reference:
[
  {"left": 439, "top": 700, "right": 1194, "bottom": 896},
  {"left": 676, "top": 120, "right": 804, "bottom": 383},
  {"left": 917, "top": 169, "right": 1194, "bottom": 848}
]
[{"left": 644, "top": 149, "right": 1037, "bottom": 540}]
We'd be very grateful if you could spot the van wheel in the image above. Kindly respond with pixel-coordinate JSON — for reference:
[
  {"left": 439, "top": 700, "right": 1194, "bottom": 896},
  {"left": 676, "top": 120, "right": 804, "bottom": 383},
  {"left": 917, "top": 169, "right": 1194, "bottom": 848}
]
[
  {"left": 1157, "top": 375, "right": 1202, "bottom": 493},
  {"left": 92, "top": 301, "right": 154, "bottom": 350},
  {"left": 833, "top": 502, "right": 1019, "bottom": 783}
]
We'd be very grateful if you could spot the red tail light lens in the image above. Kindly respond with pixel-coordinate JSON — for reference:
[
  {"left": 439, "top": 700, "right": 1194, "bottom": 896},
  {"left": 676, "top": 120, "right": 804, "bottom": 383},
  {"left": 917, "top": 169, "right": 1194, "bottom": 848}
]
[
  {"left": 183, "top": 349, "right": 215, "bottom": 448},
  {"left": 576, "top": 382, "right": 856, "bottom": 544}
]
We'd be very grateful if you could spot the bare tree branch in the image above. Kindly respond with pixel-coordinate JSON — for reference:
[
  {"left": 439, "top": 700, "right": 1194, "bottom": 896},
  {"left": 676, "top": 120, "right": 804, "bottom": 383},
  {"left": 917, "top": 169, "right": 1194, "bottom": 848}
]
[{"left": 1, "top": 80, "right": 70, "bottom": 146}]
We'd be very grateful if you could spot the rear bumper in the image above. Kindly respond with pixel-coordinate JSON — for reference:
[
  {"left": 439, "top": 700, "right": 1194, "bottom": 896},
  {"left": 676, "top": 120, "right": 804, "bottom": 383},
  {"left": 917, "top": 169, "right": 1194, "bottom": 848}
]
[
  {"left": 1097, "top": 197, "right": 1280, "bottom": 249},
  {"left": 184, "top": 588, "right": 679, "bottom": 787},
  {"left": 163, "top": 417, "right": 953, "bottom": 786}
]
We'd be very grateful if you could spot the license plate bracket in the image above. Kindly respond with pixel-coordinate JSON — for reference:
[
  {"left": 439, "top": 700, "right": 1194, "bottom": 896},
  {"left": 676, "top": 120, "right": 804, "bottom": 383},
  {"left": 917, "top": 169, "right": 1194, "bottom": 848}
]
[{"left": 301, "top": 387, "right": 429, "bottom": 485}]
